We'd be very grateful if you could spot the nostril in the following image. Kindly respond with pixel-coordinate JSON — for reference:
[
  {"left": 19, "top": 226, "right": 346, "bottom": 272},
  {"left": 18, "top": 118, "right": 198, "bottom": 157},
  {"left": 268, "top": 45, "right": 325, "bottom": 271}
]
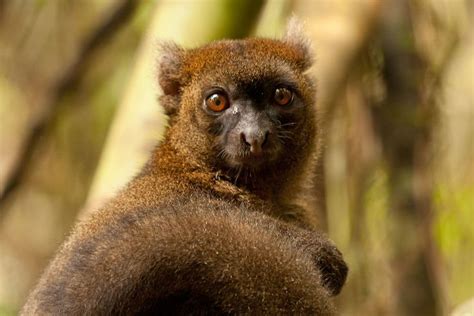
[
  {"left": 240, "top": 132, "right": 250, "bottom": 147},
  {"left": 261, "top": 131, "right": 269, "bottom": 148}
]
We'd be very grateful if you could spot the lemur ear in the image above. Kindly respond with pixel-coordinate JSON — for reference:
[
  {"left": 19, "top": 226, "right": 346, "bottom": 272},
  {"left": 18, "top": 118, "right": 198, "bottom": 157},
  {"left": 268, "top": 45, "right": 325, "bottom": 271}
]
[
  {"left": 283, "top": 16, "right": 313, "bottom": 70},
  {"left": 158, "top": 42, "right": 188, "bottom": 118},
  {"left": 158, "top": 42, "right": 186, "bottom": 96}
]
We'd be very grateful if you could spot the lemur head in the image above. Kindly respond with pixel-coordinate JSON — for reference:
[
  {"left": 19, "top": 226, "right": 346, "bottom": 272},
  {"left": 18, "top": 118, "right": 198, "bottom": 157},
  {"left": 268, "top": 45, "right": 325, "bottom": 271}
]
[{"left": 158, "top": 23, "right": 316, "bottom": 175}]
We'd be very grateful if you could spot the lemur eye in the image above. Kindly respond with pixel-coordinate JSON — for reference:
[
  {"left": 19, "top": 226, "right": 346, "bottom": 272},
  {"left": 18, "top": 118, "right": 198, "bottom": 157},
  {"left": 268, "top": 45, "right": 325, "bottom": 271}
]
[
  {"left": 274, "top": 87, "right": 293, "bottom": 106},
  {"left": 206, "top": 93, "right": 229, "bottom": 112}
]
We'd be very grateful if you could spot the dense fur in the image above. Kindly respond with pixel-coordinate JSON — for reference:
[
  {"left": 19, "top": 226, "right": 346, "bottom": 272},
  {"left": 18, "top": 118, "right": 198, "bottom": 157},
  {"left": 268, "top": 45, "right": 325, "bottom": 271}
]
[{"left": 22, "top": 29, "right": 347, "bottom": 315}]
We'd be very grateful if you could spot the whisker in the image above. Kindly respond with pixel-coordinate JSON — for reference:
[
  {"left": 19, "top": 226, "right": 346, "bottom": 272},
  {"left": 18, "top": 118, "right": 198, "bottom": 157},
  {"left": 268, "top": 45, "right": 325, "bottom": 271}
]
[
  {"left": 234, "top": 165, "right": 243, "bottom": 185},
  {"left": 279, "top": 122, "right": 297, "bottom": 128},
  {"left": 278, "top": 131, "right": 294, "bottom": 137},
  {"left": 277, "top": 129, "right": 295, "bottom": 144}
]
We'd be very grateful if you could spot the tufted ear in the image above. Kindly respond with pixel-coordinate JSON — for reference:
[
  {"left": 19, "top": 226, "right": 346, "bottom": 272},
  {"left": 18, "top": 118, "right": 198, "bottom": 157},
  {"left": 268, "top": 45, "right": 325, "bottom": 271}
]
[
  {"left": 283, "top": 16, "right": 313, "bottom": 70},
  {"left": 158, "top": 42, "right": 186, "bottom": 95},
  {"left": 158, "top": 42, "right": 187, "bottom": 117}
]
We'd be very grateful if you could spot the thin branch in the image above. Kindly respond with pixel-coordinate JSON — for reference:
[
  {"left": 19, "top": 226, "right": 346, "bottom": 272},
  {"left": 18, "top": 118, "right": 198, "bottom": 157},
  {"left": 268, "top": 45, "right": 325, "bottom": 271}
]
[{"left": 0, "top": 0, "right": 138, "bottom": 206}]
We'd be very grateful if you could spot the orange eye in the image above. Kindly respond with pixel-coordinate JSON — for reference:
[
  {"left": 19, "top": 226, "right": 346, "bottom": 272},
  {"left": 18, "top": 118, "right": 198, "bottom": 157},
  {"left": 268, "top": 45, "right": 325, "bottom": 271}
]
[
  {"left": 274, "top": 87, "right": 293, "bottom": 106},
  {"left": 206, "top": 93, "right": 229, "bottom": 112}
]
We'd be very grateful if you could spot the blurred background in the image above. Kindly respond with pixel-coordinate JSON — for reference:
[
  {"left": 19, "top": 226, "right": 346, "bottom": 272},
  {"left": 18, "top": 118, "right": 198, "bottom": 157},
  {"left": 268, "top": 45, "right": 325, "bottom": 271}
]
[{"left": 0, "top": 0, "right": 472, "bottom": 315}]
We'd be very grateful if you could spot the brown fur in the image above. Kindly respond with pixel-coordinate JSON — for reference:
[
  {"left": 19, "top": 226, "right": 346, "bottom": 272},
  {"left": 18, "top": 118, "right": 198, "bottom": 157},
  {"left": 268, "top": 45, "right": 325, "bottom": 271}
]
[{"left": 22, "top": 30, "right": 347, "bottom": 315}]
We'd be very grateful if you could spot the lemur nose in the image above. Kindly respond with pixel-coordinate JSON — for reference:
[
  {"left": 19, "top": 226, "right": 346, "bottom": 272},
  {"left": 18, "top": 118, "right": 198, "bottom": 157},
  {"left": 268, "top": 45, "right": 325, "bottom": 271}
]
[{"left": 240, "top": 131, "right": 269, "bottom": 156}]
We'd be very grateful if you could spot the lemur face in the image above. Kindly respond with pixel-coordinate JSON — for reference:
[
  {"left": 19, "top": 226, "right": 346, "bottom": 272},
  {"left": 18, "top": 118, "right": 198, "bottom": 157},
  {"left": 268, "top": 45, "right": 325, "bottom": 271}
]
[
  {"left": 200, "top": 72, "right": 307, "bottom": 170},
  {"left": 193, "top": 40, "right": 315, "bottom": 171},
  {"left": 159, "top": 38, "right": 316, "bottom": 172}
]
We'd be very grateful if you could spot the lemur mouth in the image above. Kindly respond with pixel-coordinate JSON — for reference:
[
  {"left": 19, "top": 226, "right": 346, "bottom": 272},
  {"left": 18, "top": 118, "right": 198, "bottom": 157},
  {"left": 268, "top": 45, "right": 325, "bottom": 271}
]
[
  {"left": 219, "top": 145, "right": 278, "bottom": 170},
  {"left": 238, "top": 154, "right": 266, "bottom": 167},
  {"left": 229, "top": 149, "right": 278, "bottom": 169}
]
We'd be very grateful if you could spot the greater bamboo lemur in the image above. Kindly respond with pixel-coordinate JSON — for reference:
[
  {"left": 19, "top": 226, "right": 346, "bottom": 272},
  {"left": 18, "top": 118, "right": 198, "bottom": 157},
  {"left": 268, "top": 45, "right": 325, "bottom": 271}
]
[{"left": 22, "top": 20, "right": 347, "bottom": 315}]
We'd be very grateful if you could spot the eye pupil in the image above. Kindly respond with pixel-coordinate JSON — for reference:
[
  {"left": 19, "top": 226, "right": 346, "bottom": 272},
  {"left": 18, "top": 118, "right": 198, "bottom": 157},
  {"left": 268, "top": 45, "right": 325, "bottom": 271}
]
[
  {"left": 206, "top": 93, "right": 228, "bottom": 112},
  {"left": 274, "top": 88, "right": 293, "bottom": 106}
]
